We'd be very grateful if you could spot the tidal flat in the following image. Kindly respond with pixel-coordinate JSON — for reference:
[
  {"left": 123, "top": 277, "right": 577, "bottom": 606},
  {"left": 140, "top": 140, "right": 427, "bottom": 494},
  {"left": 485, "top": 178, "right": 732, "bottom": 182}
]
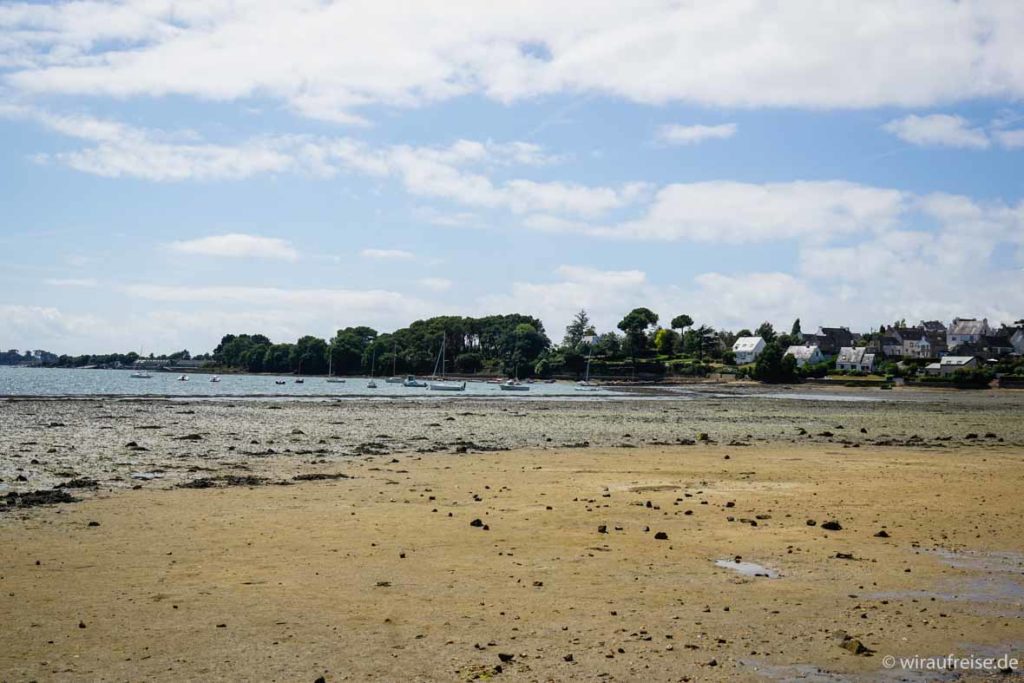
[{"left": 1, "top": 388, "right": 1022, "bottom": 681}]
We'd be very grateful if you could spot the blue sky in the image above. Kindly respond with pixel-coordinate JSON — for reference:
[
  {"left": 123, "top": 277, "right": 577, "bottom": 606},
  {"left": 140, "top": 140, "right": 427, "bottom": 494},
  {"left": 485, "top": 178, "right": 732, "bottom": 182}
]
[{"left": 1, "top": 1, "right": 1023, "bottom": 354}]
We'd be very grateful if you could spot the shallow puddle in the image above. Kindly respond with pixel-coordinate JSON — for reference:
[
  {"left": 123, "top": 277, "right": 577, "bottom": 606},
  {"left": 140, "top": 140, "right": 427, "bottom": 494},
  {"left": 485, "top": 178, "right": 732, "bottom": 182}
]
[{"left": 715, "top": 558, "right": 780, "bottom": 578}]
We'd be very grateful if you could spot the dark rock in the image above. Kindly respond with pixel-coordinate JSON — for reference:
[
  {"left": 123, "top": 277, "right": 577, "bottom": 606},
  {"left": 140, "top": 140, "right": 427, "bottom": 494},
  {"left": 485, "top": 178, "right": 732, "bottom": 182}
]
[
  {"left": 597, "top": 524, "right": 608, "bottom": 534},
  {"left": 821, "top": 520, "right": 842, "bottom": 531},
  {"left": 498, "top": 653, "right": 514, "bottom": 663},
  {"left": 563, "top": 654, "right": 574, "bottom": 662},
  {"left": 806, "top": 519, "right": 817, "bottom": 526},
  {"left": 63, "top": 478, "right": 99, "bottom": 488},
  {"left": 292, "top": 473, "right": 350, "bottom": 481},
  {"left": 315, "top": 677, "right": 326, "bottom": 683},
  {"left": 654, "top": 531, "right": 669, "bottom": 540},
  {"left": 176, "top": 433, "right": 203, "bottom": 441},
  {"left": 874, "top": 530, "right": 890, "bottom": 538},
  {"left": 4, "top": 489, "right": 77, "bottom": 509},
  {"left": 836, "top": 632, "right": 874, "bottom": 656},
  {"left": 470, "top": 518, "right": 484, "bottom": 527},
  {"left": 87, "top": 521, "right": 100, "bottom": 527}
]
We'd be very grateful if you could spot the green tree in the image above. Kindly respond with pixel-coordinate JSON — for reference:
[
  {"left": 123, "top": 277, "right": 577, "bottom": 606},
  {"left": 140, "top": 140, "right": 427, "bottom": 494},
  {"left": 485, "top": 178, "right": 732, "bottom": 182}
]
[
  {"left": 752, "top": 342, "right": 797, "bottom": 383},
  {"left": 790, "top": 318, "right": 801, "bottom": 336},
  {"left": 454, "top": 352, "right": 483, "bottom": 373},
  {"left": 671, "top": 314, "right": 693, "bottom": 333},
  {"left": 653, "top": 327, "right": 678, "bottom": 356},
  {"left": 563, "top": 309, "right": 594, "bottom": 349},
  {"left": 755, "top": 321, "right": 777, "bottom": 344},
  {"left": 617, "top": 308, "right": 659, "bottom": 362},
  {"left": 290, "top": 336, "right": 329, "bottom": 375},
  {"left": 330, "top": 327, "right": 378, "bottom": 375}
]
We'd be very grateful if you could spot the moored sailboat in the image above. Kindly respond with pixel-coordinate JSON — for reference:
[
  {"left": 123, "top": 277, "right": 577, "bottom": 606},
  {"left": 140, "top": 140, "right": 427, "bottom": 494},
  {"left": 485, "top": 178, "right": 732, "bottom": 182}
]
[{"left": 428, "top": 335, "right": 465, "bottom": 391}]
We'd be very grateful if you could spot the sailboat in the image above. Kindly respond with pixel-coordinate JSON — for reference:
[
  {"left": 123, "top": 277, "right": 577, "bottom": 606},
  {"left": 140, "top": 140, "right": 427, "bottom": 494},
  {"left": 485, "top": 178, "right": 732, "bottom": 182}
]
[
  {"left": 367, "top": 349, "right": 378, "bottom": 388},
  {"left": 428, "top": 335, "right": 465, "bottom": 391},
  {"left": 499, "top": 363, "right": 529, "bottom": 391},
  {"left": 575, "top": 336, "right": 599, "bottom": 391},
  {"left": 325, "top": 353, "right": 345, "bottom": 383},
  {"left": 130, "top": 349, "right": 152, "bottom": 378},
  {"left": 385, "top": 340, "right": 403, "bottom": 383}
]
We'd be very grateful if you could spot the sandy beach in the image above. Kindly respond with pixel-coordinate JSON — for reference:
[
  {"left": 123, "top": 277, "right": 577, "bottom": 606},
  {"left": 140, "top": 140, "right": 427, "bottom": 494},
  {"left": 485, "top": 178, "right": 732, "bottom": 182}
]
[{"left": 2, "top": 390, "right": 1023, "bottom": 681}]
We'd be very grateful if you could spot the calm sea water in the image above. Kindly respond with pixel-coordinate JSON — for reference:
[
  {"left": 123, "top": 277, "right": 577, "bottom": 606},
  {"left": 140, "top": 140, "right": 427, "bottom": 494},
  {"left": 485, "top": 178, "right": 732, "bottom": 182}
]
[{"left": 0, "top": 366, "right": 618, "bottom": 399}]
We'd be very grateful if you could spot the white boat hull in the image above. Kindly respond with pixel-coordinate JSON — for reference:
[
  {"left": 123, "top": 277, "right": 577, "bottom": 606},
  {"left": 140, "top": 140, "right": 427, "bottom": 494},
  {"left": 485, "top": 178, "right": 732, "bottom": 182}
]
[
  {"left": 499, "top": 384, "right": 529, "bottom": 391},
  {"left": 429, "top": 382, "right": 466, "bottom": 391}
]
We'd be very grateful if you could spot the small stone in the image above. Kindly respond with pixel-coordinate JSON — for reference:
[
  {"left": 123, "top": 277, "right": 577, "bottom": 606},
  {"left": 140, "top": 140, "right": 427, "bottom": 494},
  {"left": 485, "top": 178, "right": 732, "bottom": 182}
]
[
  {"left": 563, "top": 654, "right": 574, "bottom": 662},
  {"left": 597, "top": 524, "right": 608, "bottom": 534},
  {"left": 87, "top": 521, "right": 100, "bottom": 527},
  {"left": 498, "top": 653, "right": 514, "bottom": 663},
  {"left": 874, "top": 530, "right": 890, "bottom": 538},
  {"left": 806, "top": 519, "right": 817, "bottom": 526},
  {"left": 821, "top": 520, "right": 842, "bottom": 531},
  {"left": 654, "top": 531, "right": 669, "bottom": 540},
  {"left": 470, "top": 518, "right": 484, "bottom": 527}
]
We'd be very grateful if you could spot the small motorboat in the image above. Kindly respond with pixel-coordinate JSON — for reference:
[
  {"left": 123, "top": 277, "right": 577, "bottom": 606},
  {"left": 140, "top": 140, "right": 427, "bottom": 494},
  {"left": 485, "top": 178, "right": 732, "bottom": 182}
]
[
  {"left": 275, "top": 380, "right": 287, "bottom": 385},
  {"left": 130, "top": 371, "right": 152, "bottom": 379},
  {"left": 326, "top": 377, "right": 346, "bottom": 383},
  {"left": 209, "top": 376, "right": 221, "bottom": 383},
  {"left": 367, "top": 379, "right": 378, "bottom": 388},
  {"left": 499, "top": 379, "right": 529, "bottom": 392},
  {"left": 177, "top": 375, "right": 189, "bottom": 381},
  {"left": 294, "top": 378, "right": 304, "bottom": 384},
  {"left": 403, "top": 375, "right": 427, "bottom": 388}
]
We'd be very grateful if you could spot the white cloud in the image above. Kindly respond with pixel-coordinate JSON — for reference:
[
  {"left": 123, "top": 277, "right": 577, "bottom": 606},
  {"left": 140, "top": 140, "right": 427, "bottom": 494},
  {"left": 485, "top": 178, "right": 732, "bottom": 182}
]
[
  {"left": 4, "top": 2, "right": 1024, "bottom": 120},
  {"left": 531, "top": 181, "right": 907, "bottom": 243},
  {"left": 7, "top": 106, "right": 640, "bottom": 218},
  {"left": 0, "top": 304, "right": 105, "bottom": 350},
  {"left": 882, "top": 114, "right": 990, "bottom": 149},
  {"left": 417, "top": 277, "right": 453, "bottom": 291},
  {"left": 994, "top": 128, "right": 1024, "bottom": 149},
  {"left": 657, "top": 123, "right": 736, "bottom": 145},
  {"left": 168, "top": 234, "right": 299, "bottom": 261},
  {"left": 361, "top": 248, "right": 415, "bottom": 261}
]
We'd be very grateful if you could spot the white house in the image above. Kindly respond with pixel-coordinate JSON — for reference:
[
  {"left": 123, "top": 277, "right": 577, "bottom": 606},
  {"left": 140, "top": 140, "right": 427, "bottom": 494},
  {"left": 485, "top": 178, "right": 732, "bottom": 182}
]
[
  {"left": 947, "top": 318, "right": 990, "bottom": 350},
  {"left": 732, "top": 336, "right": 766, "bottom": 364},
  {"left": 936, "top": 356, "right": 979, "bottom": 376},
  {"left": 835, "top": 347, "right": 876, "bottom": 372},
  {"left": 784, "top": 345, "right": 824, "bottom": 367}
]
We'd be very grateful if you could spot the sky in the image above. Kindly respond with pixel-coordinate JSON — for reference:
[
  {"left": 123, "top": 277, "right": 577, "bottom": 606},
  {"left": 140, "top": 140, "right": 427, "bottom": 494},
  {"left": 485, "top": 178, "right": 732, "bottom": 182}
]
[{"left": 1, "top": 0, "right": 1023, "bottom": 355}]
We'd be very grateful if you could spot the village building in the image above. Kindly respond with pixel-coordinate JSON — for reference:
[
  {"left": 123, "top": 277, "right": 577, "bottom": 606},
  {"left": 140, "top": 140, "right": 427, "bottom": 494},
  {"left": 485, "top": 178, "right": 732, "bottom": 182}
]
[
  {"left": 947, "top": 318, "right": 991, "bottom": 350},
  {"left": 925, "top": 355, "right": 980, "bottom": 377},
  {"left": 732, "top": 336, "right": 766, "bottom": 364},
  {"left": 784, "top": 345, "right": 824, "bottom": 367},
  {"left": 835, "top": 347, "right": 876, "bottom": 372}
]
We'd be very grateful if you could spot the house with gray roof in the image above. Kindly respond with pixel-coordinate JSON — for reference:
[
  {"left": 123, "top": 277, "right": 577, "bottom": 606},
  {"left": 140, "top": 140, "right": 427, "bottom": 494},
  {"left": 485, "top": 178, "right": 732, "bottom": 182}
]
[
  {"left": 784, "top": 345, "right": 824, "bottom": 367},
  {"left": 835, "top": 347, "right": 876, "bottom": 372},
  {"left": 947, "top": 318, "right": 990, "bottom": 350}
]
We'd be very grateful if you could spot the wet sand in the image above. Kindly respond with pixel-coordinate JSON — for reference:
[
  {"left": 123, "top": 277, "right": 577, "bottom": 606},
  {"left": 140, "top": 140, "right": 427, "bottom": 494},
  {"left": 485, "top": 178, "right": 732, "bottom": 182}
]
[{"left": 1, "top": 393, "right": 1023, "bottom": 681}]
